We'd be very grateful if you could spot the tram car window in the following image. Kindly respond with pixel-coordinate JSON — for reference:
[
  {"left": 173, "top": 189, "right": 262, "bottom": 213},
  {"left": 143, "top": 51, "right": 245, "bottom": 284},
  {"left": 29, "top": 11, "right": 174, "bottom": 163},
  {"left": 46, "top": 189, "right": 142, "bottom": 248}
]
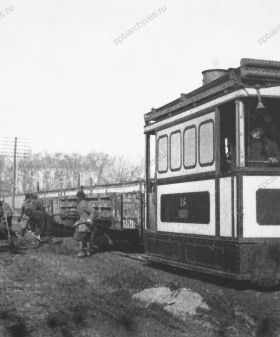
[
  {"left": 157, "top": 135, "right": 168, "bottom": 173},
  {"left": 199, "top": 120, "right": 214, "bottom": 166},
  {"left": 246, "top": 97, "right": 280, "bottom": 168},
  {"left": 219, "top": 102, "right": 236, "bottom": 172},
  {"left": 161, "top": 192, "right": 210, "bottom": 224},
  {"left": 183, "top": 126, "right": 197, "bottom": 169},
  {"left": 170, "top": 131, "right": 182, "bottom": 171},
  {"left": 256, "top": 189, "right": 280, "bottom": 225}
]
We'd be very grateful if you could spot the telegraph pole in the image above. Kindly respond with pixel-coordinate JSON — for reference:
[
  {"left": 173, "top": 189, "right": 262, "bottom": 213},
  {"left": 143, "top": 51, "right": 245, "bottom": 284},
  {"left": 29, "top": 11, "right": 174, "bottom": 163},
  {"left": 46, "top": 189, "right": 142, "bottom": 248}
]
[
  {"left": 1, "top": 137, "right": 30, "bottom": 211},
  {"left": 11, "top": 137, "right": 17, "bottom": 210}
]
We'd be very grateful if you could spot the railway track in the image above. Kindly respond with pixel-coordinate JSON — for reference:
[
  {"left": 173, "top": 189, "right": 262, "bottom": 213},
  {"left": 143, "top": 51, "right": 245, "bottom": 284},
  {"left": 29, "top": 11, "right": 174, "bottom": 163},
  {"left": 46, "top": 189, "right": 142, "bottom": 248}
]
[{"left": 109, "top": 250, "right": 148, "bottom": 262}]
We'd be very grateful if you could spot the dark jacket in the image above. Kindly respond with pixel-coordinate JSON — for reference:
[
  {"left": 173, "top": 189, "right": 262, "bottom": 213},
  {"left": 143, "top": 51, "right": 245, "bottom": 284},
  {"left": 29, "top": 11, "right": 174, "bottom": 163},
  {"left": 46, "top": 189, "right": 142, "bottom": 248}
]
[
  {"left": 0, "top": 202, "right": 13, "bottom": 218},
  {"left": 249, "top": 135, "right": 280, "bottom": 165},
  {"left": 20, "top": 198, "right": 44, "bottom": 218},
  {"left": 26, "top": 209, "right": 52, "bottom": 236},
  {"left": 75, "top": 200, "right": 95, "bottom": 232}
]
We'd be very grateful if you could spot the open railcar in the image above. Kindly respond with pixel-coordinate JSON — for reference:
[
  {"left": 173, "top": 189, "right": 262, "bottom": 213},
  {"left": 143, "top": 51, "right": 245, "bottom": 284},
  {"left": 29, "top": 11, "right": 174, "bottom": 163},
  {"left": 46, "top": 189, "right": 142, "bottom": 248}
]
[
  {"left": 0, "top": 184, "right": 144, "bottom": 250},
  {"left": 144, "top": 58, "right": 280, "bottom": 285},
  {"left": 58, "top": 191, "right": 143, "bottom": 249}
]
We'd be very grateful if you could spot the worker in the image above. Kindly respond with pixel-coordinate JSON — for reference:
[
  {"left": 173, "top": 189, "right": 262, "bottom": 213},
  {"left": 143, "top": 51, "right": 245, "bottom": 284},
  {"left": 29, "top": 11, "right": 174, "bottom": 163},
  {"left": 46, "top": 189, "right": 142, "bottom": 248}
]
[
  {"left": 73, "top": 190, "right": 95, "bottom": 258},
  {"left": 0, "top": 197, "right": 13, "bottom": 229},
  {"left": 18, "top": 193, "right": 44, "bottom": 237},
  {"left": 30, "top": 193, "right": 44, "bottom": 211},
  {"left": 24, "top": 208, "right": 52, "bottom": 239},
  {"left": 0, "top": 197, "right": 17, "bottom": 239}
]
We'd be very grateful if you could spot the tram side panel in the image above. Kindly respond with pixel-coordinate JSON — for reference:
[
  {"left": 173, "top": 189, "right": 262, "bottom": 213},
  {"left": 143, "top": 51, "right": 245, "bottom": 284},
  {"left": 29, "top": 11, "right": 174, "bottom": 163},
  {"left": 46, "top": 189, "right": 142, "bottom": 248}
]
[
  {"left": 146, "top": 178, "right": 241, "bottom": 276},
  {"left": 242, "top": 176, "right": 280, "bottom": 238},
  {"left": 219, "top": 177, "right": 238, "bottom": 238},
  {"left": 145, "top": 111, "right": 242, "bottom": 277},
  {"left": 157, "top": 181, "right": 215, "bottom": 236},
  {"left": 238, "top": 175, "right": 280, "bottom": 280}
]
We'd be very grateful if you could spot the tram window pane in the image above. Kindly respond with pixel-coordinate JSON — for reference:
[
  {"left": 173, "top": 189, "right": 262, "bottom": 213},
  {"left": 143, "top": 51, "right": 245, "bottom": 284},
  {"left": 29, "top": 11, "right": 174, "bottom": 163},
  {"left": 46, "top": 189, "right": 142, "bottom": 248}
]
[
  {"left": 161, "top": 192, "right": 210, "bottom": 224},
  {"left": 184, "top": 126, "right": 196, "bottom": 168},
  {"left": 170, "top": 131, "right": 181, "bottom": 171},
  {"left": 257, "top": 189, "right": 280, "bottom": 225},
  {"left": 246, "top": 98, "right": 280, "bottom": 167},
  {"left": 199, "top": 120, "right": 214, "bottom": 166},
  {"left": 150, "top": 134, "right": 156, "bottom": 178},
  {"left": 158, "top": 136, "right": 168, "bottom": 173}
]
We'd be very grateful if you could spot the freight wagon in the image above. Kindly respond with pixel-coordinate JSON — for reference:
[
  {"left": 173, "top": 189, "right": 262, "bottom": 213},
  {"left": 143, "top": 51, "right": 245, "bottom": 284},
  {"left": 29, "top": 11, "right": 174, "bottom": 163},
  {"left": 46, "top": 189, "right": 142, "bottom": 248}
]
[
  {"left": 1, "top": 181, "right": 144, "bottom": 250},
  {"left": 57, "top": 191, "right": 143, "bottom": 249}
]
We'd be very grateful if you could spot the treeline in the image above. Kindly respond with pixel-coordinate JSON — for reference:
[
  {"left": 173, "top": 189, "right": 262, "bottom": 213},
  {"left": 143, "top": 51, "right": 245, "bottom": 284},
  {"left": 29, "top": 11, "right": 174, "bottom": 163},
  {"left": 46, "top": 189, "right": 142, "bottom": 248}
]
[{"left": 0, "top": 151, "right": 144, "bottom": 194}]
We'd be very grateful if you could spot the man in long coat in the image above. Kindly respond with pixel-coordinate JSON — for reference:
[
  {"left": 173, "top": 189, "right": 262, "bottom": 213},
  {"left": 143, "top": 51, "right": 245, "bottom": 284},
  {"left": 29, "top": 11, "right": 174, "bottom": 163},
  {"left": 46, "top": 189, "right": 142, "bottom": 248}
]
[{"left": 73, "top": 190, "right": 95, "bottom": 257}]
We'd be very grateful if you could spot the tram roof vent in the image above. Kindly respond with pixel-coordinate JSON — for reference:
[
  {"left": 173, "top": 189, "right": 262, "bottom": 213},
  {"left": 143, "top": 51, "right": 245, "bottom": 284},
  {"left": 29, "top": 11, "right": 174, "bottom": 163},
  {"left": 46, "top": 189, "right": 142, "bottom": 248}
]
[{"left": 202, "top": 69, "right": 228, "bottom": 85}]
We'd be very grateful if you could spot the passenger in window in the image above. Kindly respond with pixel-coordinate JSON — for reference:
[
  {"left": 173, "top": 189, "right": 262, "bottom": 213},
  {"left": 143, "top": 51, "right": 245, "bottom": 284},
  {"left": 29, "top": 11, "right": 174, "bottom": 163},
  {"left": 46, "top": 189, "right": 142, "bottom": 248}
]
[
  {"left": 248, "top": 127, "right": 280, "bottom": 166},
  {"left": 225, "top": 137, "right": 236, "bottom": 169},
  {"left": 220, "top": 136, "right": 235, "bottom": 172},
  {"left": 261, "top": 111, "right": 280, "bottom": 150}
]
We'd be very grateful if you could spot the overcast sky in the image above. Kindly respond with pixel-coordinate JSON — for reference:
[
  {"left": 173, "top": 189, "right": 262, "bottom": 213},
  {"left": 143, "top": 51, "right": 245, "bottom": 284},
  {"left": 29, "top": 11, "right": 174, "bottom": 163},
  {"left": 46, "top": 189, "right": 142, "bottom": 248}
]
[{"left": 0, "top": 0, "right": 279, "bottom": 161}]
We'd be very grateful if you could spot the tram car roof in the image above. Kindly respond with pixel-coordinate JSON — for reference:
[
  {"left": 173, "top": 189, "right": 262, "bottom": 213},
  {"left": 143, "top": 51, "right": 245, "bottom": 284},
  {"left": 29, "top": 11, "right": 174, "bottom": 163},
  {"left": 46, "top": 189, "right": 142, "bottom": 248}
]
[{"left": 144, "top": 58, "right": 280, "bottom": 126}]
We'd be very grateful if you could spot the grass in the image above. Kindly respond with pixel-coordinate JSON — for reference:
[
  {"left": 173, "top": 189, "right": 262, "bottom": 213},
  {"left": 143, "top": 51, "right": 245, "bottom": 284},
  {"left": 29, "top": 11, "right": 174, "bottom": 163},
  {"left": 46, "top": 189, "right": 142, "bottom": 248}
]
[
  {"left": 103, "top": 264, "right": 157, "bottom": 291},
  {"left": 4, "top": 238, "right": 280, "bottom": 337},
  {"left": 0, "top": 251, "right": 195, "bottom": 337},
  {"left": 256, "top": 311, "right": 280, "bottom": 337}
]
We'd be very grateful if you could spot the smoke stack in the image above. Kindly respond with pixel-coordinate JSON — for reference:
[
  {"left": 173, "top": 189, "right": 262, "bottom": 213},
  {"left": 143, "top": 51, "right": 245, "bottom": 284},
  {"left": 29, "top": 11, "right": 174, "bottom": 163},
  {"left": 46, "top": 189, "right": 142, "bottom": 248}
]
[{"left": 202, "top": 69, "right": 228, "bottom": 85}]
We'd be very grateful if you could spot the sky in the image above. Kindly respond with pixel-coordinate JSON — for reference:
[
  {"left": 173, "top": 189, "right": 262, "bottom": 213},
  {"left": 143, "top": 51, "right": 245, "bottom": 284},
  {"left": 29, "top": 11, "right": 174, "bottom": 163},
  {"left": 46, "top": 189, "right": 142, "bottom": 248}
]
[{"left": 0, "top": 0, "right": 279, "bottom": 162}]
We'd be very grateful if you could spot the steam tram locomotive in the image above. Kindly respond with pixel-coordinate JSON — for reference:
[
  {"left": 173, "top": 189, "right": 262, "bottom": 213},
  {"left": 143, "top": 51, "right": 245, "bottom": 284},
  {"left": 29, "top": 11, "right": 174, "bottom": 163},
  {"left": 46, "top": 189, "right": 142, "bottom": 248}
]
[{"left": 144, "top": 58, "right": 280, "bottom": 285}]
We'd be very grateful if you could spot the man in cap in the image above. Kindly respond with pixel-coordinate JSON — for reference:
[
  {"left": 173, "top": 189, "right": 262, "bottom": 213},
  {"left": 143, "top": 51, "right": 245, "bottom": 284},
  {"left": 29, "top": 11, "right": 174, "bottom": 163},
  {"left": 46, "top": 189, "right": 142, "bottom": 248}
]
[
  {"left": 248, "top": 127, "right": 280, "bottom": 166},
  {"left": 30, "top": 193, "right": 44, "bottom": 211},
  {"left": 73, "top": 190, "right": 95, "bottom": 257}
]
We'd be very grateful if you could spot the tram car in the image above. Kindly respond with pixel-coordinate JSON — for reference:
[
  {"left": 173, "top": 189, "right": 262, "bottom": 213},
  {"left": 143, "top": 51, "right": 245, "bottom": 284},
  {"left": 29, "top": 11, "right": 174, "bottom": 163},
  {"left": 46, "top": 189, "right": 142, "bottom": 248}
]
[{"left": 144, "top": 58, "right": 280, "bottom": 285}]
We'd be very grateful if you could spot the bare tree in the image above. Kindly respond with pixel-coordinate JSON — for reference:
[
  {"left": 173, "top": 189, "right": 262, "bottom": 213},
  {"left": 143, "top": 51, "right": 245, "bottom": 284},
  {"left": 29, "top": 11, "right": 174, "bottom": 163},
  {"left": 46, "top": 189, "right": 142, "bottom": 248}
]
[{"left": 1, "top": 150, "right": 143, "bottom": 193}]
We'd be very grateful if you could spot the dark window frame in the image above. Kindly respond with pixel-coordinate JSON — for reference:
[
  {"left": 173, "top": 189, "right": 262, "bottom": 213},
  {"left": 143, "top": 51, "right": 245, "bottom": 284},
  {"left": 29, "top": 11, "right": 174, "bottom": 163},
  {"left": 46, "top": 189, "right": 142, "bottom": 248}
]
[
  {"left": 198, "top": 119, "right": 215, "bottom": 167},
  {"left": 245, "top": 97, "right": 280, "bottom": 170},
  {"left": 256, "top": 188, "right": 280, "bottom": 225},
  {"left": 160, "top": 191, "right": 210, "bottom": 224},
  {"left": 183, "top": 125, "right": 197, "bottom": 169},
  {"left": 170, "top": 130, "right": 182, "bottom": 172}
]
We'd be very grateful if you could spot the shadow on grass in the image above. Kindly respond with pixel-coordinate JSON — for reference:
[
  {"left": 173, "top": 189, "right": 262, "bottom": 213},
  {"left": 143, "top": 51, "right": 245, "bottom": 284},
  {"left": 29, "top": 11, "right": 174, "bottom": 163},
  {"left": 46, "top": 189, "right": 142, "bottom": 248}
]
[
  {"left": 7, "top": 319, "right": 27, "bottom": 337},
  {"left": 256, "top": 312, "right": 280, "bottom": 337},
  {"left": 0, "top": 310, "right": 28, "bottom": 337}
]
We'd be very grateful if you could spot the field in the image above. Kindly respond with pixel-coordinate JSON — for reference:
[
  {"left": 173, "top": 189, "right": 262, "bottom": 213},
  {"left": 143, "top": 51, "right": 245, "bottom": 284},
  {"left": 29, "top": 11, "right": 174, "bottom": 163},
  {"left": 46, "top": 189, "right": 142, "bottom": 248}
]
[{"left": 1, "top": 235, "right": 280, "bottom": 337}]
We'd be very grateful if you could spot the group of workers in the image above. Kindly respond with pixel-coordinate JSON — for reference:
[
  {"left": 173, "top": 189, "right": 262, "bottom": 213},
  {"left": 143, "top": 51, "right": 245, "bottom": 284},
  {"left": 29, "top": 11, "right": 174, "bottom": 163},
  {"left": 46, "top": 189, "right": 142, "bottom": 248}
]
[
  {"left": 0, "top": 193, "right": 51, "bottom": 240},
  {"left": 0, "top": 188, "right": 96, "bottom": 258}
]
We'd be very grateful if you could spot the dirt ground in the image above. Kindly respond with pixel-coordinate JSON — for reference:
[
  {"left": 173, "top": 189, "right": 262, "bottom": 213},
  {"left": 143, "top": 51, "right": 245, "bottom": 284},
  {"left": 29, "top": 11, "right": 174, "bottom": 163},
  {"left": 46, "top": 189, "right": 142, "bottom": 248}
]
[{"left": 1, "top": 234, "right": 280, "bottom": 337}]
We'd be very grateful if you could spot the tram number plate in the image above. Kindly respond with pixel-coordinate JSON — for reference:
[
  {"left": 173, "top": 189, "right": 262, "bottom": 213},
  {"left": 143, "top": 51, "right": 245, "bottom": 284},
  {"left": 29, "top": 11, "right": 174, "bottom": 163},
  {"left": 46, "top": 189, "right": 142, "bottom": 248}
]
[
  {"left": 161, "top": 192, "right": 210, "bottom": 224},
  {"left": 123, "top": 218, "right": 137, "bottom": 229}
]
